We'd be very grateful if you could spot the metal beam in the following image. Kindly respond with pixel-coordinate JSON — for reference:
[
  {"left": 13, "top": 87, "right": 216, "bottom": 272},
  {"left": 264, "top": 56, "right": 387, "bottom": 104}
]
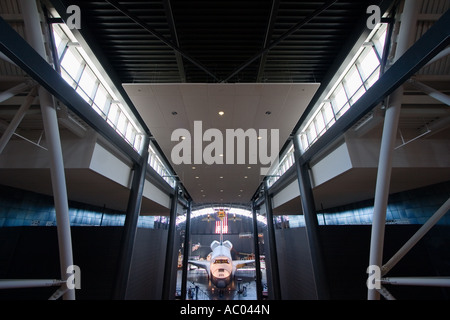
[
  {"left": 180, "top": 200, "right": 192, "bottom": 300},
  {"left": 0, "top": 86, "right": 37, "bottom": 154},
  {"left": 407, "top": 78, "right": 450, "bottom": 106},
  {"left": 163, "top": 0, "right": 186, "bottom": 83},
  {"left": 381, "top": 197, "right": 450, "bottom": 276},
  {"left": 104, "top": 0, "right": 220, "bottom": 82},
  {"left": 368, "top": 0, "right": 420, "bottom": 300},
  {"left": 381, "top": 277, "right": 450, "bottom": 287},
  {"left": 112, "top": 135, "right": 150, "bottom": 300},
  {"left": 256, "top": 0, "right": 280, "bottom": 82},
  {"left": 293, "top": 137, "right": 330, "bottom": 300},
  {"left": 299, "top": 7, "right": 450, "bottom": 165},
  {"left": 263, "top": 178, "right": 281, "bottom": 300},
  {"left": 20, "top": 0, "right": 75, "bottom": 300},
  {"left": 223, "top": 0, "right": 338, "bottom": 82},
  {"left": 0, "top": 81, "right": 35, "bottom": 104},
  {"left": 162, "top": 183, "right": 180, "bottom": 300},
  {"left": 0, "top": 279, "right": 65, "bottom": 289},
  {"left": 0, "top": 16, "right": 142, "bottom": 165},
  {"left": 252, "top": 201, "right": 263, "bottom": 300}
]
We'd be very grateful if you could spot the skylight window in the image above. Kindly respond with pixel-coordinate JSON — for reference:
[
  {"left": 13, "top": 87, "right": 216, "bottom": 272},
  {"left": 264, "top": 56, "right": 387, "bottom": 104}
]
[
  {"left": 60, "top": 49, "right": 82, "bottom": 81},
  {"left": 298, "top": 23, "right": 387, "bottom": 153},
  {"left": 51, "top": 22, "right": 177, "bottom": 188},
  {"left": 358, "top": 48, "right": 380, "bottom": 80}
]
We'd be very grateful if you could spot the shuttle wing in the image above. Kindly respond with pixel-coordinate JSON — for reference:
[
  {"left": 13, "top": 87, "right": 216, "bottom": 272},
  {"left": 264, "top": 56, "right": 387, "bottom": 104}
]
[
  {"left": 233, "top": 260, "right": 255, "bottom": 269},
  {"left": 188, "top": 260, "right": 210, "bottom": 276}
]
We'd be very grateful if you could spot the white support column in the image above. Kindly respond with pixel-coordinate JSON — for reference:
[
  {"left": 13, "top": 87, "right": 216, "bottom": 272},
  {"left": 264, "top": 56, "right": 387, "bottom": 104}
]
[
  {"left": 368, "top": 0, "right": 420, "bottom": 300},
  {"left": 381, "top": 197, "right": 450, "bottom": 275},
  {"left": 407, "top": 79, "right": 450, "bottom": 106},
  {"left": 381, "top": 277, "right": 450, "bottom": 287},
  {"left": 0, "top": 279, "right": 65, "bottom": 289},
  {"left": 0, "top": 81, "right": 34, "bottom": 104},
  {"left": 0, "top": 86, "right": 37, "bottom": 154},
  {"left": 20, "top": 0, "right": 75, "bottom": 300}
]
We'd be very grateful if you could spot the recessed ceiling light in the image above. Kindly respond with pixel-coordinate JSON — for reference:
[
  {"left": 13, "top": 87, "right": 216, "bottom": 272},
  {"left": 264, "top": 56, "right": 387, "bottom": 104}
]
[
  {"left": 247, "top": 166, "right": 252, "bottom": 169},
  {"left": 220, "top": 190, "right": 224, "bottom": 192},
  {"left": 257, "top": 136, "right": 262, "bottom": 140},
  {"left": 244, "top": 176, "right": 248, "bottom": 179},
  {"left": 265, "top": 111, "right": 272, "bottom": 115},
  {"left": 172, "top": 111, "right": 178, "bottom": 116},
  {"left": 181, "top": 136, "right": 186, "bottom": 140},
  {"left": 219, "top": 176, "right": 223, "bottom": 179},
  {"left": 195, "top": 176, "right": 199, "bottom": 179},
  {"left": 192, "top": 166, "right": 196, "bottom": 169},
  {"left": 218, "top": 111, "right": 225, "bottom": 116},
  {"left": 219, "top": 154, "right": 224, "bottom": 157}
]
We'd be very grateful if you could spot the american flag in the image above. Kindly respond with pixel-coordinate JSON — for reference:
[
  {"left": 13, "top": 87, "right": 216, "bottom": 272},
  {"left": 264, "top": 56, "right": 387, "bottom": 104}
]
[{"left": 215, "top": 213, "right": 228, "bottom": 234}]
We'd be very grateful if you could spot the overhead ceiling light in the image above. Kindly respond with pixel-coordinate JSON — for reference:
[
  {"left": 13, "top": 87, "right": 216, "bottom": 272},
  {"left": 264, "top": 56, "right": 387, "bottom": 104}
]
[
  {"left": 172, "top": 111, "right": 178, "bottom": 116},
  {"left": 265, "top": 111, "right": 272, "bottom": 115},
  {"left": 218, "top": 111, "right": 225, "bottom": 116},
  {"left": 192, "top": 166, "right": 196, "bottom": 169}
]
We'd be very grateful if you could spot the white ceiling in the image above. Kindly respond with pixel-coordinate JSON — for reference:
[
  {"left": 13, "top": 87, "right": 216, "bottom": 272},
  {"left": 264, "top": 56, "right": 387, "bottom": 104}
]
[{"left": 123, "top": 83, "right": 319, "bottom": 204}]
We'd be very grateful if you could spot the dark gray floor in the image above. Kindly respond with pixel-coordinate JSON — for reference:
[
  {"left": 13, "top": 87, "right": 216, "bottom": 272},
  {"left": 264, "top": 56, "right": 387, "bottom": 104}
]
[{"left": 176, "top": 268, "right": 267, "bottom": 300}]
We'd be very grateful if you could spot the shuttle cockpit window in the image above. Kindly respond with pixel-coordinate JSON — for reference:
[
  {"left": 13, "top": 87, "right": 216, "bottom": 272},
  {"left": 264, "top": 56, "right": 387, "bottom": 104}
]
[{"left": 214, "top": 259, "right": 229, "bottom": 264}]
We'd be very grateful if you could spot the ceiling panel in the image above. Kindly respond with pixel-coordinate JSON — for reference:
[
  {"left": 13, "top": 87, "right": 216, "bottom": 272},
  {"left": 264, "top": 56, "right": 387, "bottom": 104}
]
[{"left": 124, "top": 83, "right": 319, "bottom": 204}]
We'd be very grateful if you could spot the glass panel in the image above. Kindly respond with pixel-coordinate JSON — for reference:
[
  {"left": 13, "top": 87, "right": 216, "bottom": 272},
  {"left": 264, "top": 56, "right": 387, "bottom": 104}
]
[
  {"left": 306, "top": 123, "right": 317, "bottom": 144},
  {"left": 314, "top": 112, "right": 326, "bottom": 136},
  {"left": 117, "top": 112, "right": 128, "bottom": 135},
  {"left": 365, "top": 66, "right": 380, "bottom": 89},
  {"left": 51, "top": 25, "right": 68, "bottom": 59},
  {"left": 344, "top": 66, "right": 363, "bottom": 98},
  {"left": 300, "top": 134, "right": 309, "bottom": 151},
  {"left": 374, "top": 27, "right": 387, "bottom": 58},
  {"left": 76, "top": 87, "right": 90, "bottom": 104},
  {"left": 322, "top": 102, "right": 335, "bottom": 127},
  {"left": 358, "top": 48, "right": 380, "bottom": 80},
  {"left": 336, "top": 103, "right": 350, "bottom": 119},
  {"left": 93, "top": 85, "right": 108, "bottom": 114},
  {"left": 60, "top": 49, "right": 83, "bottom": 80},
  {"left": 134, "top": 134, "right": 143, "bottom": 152},
  {"left": 78, "top": 67, "right": 97, "bottom": 97},
  {"left": 61, "top": 69, "right": 77, "bottom": 89},
  {"left": 107, "top": 103, "right": 120, "bottom": 127},
  {"left": 331, "top": 84, "right": 348, "bottom": 114},
  {"left": 125, "top": 124, "right": 135, "bottom": 143},
  {"left": 350, "top": 86, "right": 366, "bottom": 105}
]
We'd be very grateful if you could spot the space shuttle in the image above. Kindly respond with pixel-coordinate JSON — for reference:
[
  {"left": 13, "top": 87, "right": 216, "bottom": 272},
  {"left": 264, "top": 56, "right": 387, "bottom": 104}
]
[{"left": 188, "top": 218, "right": 255, "bottom": 289}]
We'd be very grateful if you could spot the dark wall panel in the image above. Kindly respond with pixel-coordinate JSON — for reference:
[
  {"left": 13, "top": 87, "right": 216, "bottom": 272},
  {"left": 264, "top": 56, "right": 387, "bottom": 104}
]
[
  {"left": 126, "top": 228, "right": 168, "bottom": 300},
  {"left": 0, "top": 226, "right": 169, "bottom": 300},
  {"left": 274, "top": 225, "right": 450, "bottom": 300},
  {"left": 275, "top": 227, "right": 317, "bottom": 299}
]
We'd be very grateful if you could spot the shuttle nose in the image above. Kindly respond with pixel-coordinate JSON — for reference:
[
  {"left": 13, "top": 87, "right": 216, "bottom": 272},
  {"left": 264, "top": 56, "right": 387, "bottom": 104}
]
[{"left": 216, "top": 280, "right": 226, "bottom": 289}]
